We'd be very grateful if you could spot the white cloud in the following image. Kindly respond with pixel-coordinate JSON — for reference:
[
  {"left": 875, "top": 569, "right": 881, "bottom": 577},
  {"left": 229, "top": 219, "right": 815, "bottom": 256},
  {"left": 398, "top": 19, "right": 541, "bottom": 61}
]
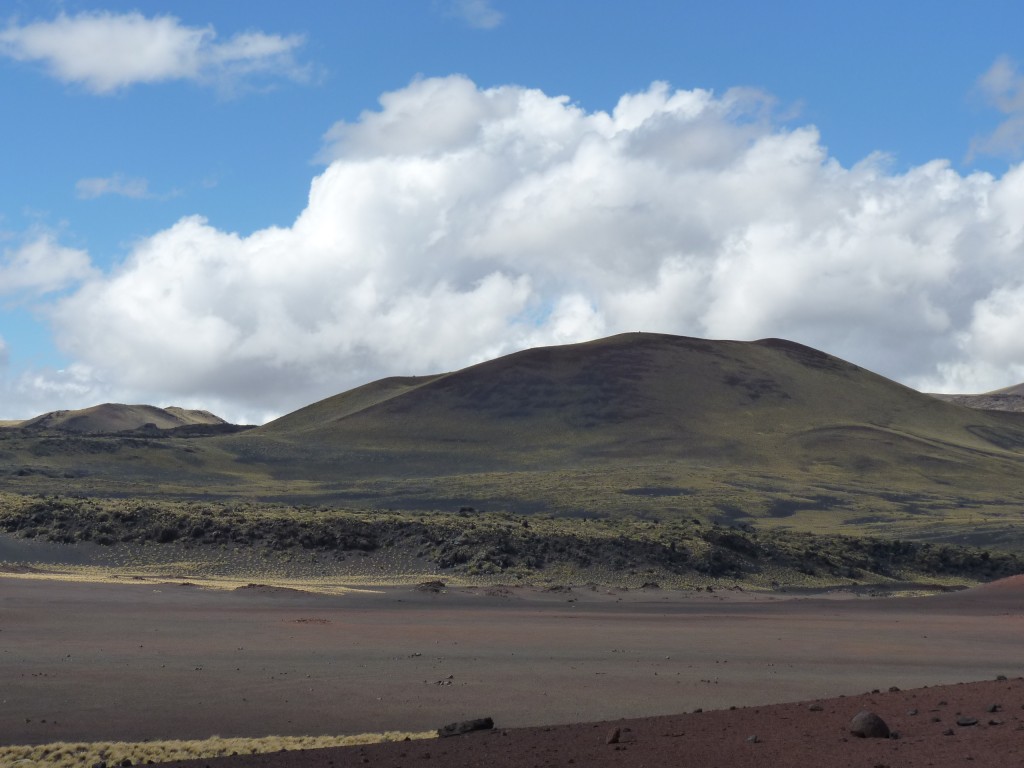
[
  {"left": 15, "top": 75, "right": 1024, "bottom": 423},
  {"left": 0, "top": 11, "right": 307, "bottom": 93},
  {"left": 76, "top": 174, "right": 151, "bottom": 200},
  {"left": 447, "top": 0, "right": 504, "bottom": 29},
  {"left": 0, "top": 234, "right": 95, "bottom": 297},
  {"left": 970, "top": 55, "right": 1024, "bottom": 159},
  {"left": 0, "top": 361, "right": 129, "bottom": 422}
]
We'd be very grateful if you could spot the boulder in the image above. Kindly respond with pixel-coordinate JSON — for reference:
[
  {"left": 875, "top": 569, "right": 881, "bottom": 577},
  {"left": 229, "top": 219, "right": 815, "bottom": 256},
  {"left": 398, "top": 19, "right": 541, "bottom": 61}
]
[
  {"left": 849, "top": 710, "right": 890, "bottom": 738},
  {"left": 438, "top": 717, "right": 494, "bottom": 737}
]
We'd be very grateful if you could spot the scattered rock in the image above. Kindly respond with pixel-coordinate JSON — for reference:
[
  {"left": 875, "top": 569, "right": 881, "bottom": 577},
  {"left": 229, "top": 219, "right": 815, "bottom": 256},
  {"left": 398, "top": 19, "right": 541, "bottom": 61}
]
[
  {"left": 416, "top": 580, "right": 446, "bottom": 593},
  {"left": 943, "top": 728, "right": 955, "bottom": 736},
  {"left": 888, "top": 686, "right": 900, "bottom": 692},
  {"left": 438, "top": 717, "right": 494, "bottom": 737},
  {"left": 808, "top": 703, "right": 824, "bottom": 712},
  {"left": 746, "top": 734, "right": 760, "bottom": 743},
  {"left": 957, "top": 717, "right": 979, "bottom": 727},
  {"left": 606, "top": 727, "right": 621, "bottom": 744},
  {"left": 987, "top": 704, "right": 1001, "bottom": 713},
  {"left": 907, "top": 709, "right": 918, "bottom": 716},
  {"left": 849, "top": 710, "right": 890, "bottom": 738}
]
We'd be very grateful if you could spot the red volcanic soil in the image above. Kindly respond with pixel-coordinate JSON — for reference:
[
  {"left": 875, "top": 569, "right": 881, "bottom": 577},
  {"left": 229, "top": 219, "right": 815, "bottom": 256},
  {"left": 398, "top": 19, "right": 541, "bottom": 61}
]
[
  {"left": 164, "top": 678, "right": 1024, "bottom": 768},
  {"left": 2, "top": 575, "right": 1024, "bottom": 766}
]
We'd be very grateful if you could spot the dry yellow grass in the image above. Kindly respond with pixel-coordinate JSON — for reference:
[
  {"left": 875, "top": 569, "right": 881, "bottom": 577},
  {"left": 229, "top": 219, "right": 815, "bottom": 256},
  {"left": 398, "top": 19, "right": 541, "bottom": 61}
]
[
  {"left": 0, "top": 565, "right": 393, "bottom": 595},
  {"left": 0, "top": 730, "right": 436, "bottom": 767}
]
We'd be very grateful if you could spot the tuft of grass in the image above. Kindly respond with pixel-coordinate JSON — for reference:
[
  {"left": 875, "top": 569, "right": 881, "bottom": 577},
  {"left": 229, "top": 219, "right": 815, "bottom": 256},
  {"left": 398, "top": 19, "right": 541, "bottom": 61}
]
[{"left": 0, "top": 730, "right": 435, "bottom": 767}]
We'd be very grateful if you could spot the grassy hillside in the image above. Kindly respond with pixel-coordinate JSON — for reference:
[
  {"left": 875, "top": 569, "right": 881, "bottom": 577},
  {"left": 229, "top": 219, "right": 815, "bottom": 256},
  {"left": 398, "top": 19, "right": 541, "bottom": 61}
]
[
  {"left": 3, "top": 333, "right": 1024, "bottom": 551},
  {"left": 247, "top": 334, "right": 1024, "bottom": 470}
]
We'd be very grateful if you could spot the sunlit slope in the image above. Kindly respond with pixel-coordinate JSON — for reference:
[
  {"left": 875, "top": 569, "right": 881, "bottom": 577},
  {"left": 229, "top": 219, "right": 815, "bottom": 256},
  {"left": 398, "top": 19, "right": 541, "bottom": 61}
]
[
  {"left": 259, "top": 375, "right": 444, "bottom": 433},
  {"left": 239, "top": 332, "right": 1024, "bottom": 485}
]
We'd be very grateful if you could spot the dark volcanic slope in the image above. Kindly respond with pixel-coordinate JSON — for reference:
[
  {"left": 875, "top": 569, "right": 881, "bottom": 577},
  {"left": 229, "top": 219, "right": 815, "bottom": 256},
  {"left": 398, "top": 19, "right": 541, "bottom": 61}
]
[{"left": 240, "top": 332, "right": 1024, "bottom": 479}]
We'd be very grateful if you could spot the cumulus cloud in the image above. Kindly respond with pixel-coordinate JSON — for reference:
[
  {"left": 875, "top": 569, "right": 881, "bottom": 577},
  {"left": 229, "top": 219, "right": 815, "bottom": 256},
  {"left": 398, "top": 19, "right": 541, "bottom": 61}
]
[
  {"left": 0, "top": 234, "right": 95, "bottom": 297},
  {"left": 970, "top": 55, "right": 1024, "bottom": 159},
  {"left": 24, "top": 75, "right": 1024, "bottom": 422},
  {"left": 0, "top": 361, "right": 129, "bottom": 421},
  {"left": 0, "top": 11, "right": 307, "bottom": 93},
  {"left": 446, "top": 0, "right": 505, "bottom": 29},
  {"left": 76, "top": 174, "right": 151, "bottom": 200}
]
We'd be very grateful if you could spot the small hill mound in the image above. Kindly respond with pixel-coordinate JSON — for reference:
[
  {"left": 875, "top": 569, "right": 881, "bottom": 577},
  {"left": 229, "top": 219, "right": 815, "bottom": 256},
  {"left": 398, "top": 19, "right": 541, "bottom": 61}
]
[{"left": 17, "top": 403, "right": 227, "bottom": 434}]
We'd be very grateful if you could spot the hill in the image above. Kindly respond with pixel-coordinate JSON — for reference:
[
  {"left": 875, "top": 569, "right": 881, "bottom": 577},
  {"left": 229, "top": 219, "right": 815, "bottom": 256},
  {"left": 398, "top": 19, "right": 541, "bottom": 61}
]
[
  {"left": 204, "top": 332, "right": 1024, "bottom": 545},
  {"left": 4, "top": 333, "right": 1024, "bottom": 552},
  {"left": 12, "top": 403, "right": 227, "bottom": 434},
  {"left": 245, "top": 332, "right": 1024, "bottom": 481},
  {"left": 930, "top": 382, "right": 1024, "bottom": 413}
]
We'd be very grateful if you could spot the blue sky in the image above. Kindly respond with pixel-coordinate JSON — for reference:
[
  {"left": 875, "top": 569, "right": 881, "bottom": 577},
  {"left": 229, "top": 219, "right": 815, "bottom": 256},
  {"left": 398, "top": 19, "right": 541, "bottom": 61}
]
[{"left": 2, "top": 1, "right": 1024, "bottom": 422}]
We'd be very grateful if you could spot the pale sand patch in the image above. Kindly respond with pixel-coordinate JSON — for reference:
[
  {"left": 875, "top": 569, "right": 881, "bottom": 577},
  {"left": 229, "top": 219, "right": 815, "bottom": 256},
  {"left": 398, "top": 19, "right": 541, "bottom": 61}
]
[
  {"left": 0, "top": 731, "right": 436, "bottom": 768},
  {"left": 0, "top": 564, "right": 387, "bottom": 595}
]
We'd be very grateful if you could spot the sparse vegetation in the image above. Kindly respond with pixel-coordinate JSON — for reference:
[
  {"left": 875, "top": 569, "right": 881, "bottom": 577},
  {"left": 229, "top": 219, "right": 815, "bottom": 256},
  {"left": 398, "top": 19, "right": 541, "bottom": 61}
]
[{"left": 2, "top": 493, "right": 1020, "bottom": 588}]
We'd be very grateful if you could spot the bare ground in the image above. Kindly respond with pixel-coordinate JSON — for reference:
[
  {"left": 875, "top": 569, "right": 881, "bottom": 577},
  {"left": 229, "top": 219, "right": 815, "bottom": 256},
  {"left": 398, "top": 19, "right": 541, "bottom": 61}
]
[
  {"left": 2, "top": 576, "right": 1024, "bottom": 766},
  {"left": 162, "top": 678, "right": 1024, "bottom": 768}
]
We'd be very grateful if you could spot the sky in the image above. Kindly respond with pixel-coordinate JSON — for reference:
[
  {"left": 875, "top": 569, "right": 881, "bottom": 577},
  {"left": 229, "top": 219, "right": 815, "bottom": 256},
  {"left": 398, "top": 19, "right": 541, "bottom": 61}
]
[{"left": 2, "top": 1, "right": 1024, "bottom": 424}]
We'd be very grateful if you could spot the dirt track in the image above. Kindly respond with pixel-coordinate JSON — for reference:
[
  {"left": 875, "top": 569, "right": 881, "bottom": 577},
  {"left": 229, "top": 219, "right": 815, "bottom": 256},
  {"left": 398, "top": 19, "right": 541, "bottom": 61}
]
[{"left": 3, "top": 576, "right": 1024, "bottom": 750}]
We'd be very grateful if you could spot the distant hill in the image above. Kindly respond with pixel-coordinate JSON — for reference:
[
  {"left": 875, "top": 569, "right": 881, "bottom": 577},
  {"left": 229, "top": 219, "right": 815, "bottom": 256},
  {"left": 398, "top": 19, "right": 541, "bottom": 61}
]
[
  {"left": 930, "top": 383, "right": 1024, "bottom": 413},
  {"left": 11, "top": 403, "right": 227, "bottom": 434}
]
